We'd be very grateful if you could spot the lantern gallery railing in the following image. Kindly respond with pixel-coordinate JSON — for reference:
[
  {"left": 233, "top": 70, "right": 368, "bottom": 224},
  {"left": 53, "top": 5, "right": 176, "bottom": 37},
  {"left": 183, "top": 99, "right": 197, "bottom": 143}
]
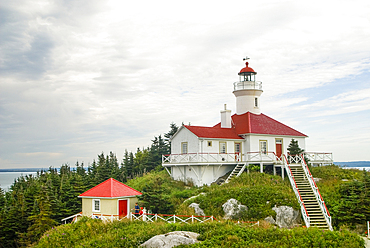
[
  {"left": 233, "top": 81, "right": 262, "bottom": 91},
  {"left": 162, "top": 152, "right": 333, "bottom": 165}
]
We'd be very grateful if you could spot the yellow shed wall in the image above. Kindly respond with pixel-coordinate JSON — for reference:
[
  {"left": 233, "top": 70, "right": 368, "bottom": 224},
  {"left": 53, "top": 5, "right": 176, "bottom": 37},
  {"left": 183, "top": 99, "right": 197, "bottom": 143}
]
[{"left": 81, "top": 197, "right": 139, "bottom": 216}]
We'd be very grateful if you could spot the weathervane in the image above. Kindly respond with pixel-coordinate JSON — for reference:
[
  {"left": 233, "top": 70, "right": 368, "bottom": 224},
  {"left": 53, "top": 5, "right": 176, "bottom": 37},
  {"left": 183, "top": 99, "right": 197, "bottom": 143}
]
[{"left": 243, "top": 56, "right": 250, "bottom": 61}]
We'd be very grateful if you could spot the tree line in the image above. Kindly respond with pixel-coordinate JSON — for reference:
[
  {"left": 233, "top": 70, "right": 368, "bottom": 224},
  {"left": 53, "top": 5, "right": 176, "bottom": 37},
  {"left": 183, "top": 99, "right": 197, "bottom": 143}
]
[{"left": 0, "top": 123, "right": 179, "bottom": 248}]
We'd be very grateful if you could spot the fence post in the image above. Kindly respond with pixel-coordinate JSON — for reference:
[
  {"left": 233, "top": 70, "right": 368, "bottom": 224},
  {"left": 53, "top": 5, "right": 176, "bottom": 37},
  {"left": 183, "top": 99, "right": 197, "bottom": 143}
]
[
  {"left": 192, "top": 215, "right": 194, "bottom": 223},
  {"left": 367, "top": 221, "right": 369, "bottom": 238},
  {"left": 143, "top": 208, "right": 147, "bottom": 222},
  {"left": 155, "top": 214, "right": 158, "bottom": 221}
]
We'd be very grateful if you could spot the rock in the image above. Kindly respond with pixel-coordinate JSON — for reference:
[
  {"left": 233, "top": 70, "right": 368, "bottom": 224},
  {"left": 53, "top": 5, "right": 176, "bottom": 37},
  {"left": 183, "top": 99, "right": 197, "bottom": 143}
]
[
  {"left": 140, "top": 231, "right": 200, "bottom": 248},
  {"left": 272, "top": 206, "right": 300, "bottom": 228},
  {"left": 188, "top": 203, "right": 205, "bottom": 216},
  {"left": 183, "top": 193, "right": 206, "bottom": 203},
  {"left": 264, "top": 216, "right": 276, "bottom": 225},
  {"left": 222, "top": 198, "right": 248, "bottom": 219}
]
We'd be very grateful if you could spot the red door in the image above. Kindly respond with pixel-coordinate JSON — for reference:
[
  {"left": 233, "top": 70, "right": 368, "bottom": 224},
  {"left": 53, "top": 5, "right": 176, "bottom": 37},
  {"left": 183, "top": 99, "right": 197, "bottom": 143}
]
[
  {"left": 276, "top": 139, "right": 282, "bottom": 158},
  {"left": 119, "top": 200, "right": 128, "bottom": 219}
]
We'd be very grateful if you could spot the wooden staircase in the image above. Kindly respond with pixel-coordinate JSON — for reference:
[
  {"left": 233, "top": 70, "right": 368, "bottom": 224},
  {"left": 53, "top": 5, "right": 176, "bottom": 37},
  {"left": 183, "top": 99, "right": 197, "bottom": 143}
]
[
  {"left": 225, "top": 164, "right": 247, "bottom": 183},
  {"left": 289, "top": 165, "right": 329, "bottom": 229}
]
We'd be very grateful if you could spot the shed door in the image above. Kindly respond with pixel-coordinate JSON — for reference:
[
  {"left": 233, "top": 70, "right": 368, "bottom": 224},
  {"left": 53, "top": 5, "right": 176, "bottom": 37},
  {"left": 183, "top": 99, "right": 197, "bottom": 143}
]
[{"left": 119, "top": 200, "right": 128, "bottom": 218}]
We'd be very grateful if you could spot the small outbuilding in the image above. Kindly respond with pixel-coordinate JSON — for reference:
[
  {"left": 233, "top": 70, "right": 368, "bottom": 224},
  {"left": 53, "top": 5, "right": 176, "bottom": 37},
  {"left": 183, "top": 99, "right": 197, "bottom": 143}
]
[{"left": 78, "top": 178, "right": 142, "bottom": 220}]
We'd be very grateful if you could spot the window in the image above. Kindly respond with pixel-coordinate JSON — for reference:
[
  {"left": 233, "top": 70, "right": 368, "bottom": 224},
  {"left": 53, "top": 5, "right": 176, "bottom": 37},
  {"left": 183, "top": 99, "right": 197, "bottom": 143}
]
[
  {"left": 260, "top": 140, "right": 267, "bottom": 154},
  {"left": 93, "top": 199, "right": 100, "bottom": 212},
  {"left": 235, "top": 142, "right": 241, "bottom": 154},
  {"left": 219, "top": 142, "right": 227, "bottom": 154},
  {"left": 181, "top": 142, "right": 188, "bottom": 154},
  {"left": 207, "top": 141, "right": 212, "bottom": 147},
  {"left": 254, "top": 97, "right": 258, "bottom": 107}
]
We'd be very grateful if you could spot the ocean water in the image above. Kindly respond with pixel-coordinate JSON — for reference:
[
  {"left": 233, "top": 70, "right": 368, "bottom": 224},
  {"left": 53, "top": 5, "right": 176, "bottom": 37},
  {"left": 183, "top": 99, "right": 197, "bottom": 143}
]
[
  {"left": 342, "top": 167, "right": 370, "bottom": 172},
  {"left": 0, "top": 172, "right": 38, "bottom": 191}
]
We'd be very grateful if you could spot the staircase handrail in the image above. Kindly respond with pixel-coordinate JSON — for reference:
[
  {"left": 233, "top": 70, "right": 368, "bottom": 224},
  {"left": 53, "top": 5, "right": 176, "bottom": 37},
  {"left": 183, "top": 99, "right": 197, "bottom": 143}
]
[
  {"left": 282, "top": 154, "right": 310, "bottom": 228},
  {"left": 299, "top": 154, "right": 333, "bottom": 230}
]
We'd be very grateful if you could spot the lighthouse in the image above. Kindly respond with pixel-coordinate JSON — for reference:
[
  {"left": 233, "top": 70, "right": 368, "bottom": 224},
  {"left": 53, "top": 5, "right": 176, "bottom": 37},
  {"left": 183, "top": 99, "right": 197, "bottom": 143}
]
[{"left": 233, "top": 59, "right": 262, "bottom": 115}]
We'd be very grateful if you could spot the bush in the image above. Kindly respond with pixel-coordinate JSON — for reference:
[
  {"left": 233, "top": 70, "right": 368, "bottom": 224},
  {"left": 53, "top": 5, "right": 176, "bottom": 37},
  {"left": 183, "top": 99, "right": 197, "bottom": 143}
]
[{"left": 34, "top": 219, "right": 365, "bottom": 248}]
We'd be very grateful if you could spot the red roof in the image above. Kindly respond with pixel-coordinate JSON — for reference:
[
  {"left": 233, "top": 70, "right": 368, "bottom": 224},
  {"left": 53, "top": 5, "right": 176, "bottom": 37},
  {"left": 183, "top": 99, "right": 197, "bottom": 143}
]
[
  {"left": 184, "top": 112, "right": 307, "bottom": 139},
  {"left": 185, "top": 125, "right": 243, "bottom": 139},
  {"left": 239, "top": 62, "right": 256, "bottom": 74},
  {"left": 79, "top": 178, "right": 142, "bottom": 198}
]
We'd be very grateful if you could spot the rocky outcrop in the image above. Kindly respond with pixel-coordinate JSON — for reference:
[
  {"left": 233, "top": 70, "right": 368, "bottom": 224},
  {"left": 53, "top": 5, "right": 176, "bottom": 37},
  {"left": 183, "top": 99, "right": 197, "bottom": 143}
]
[
  {"left": 188, "top": 203, "right": 205, "bottom": 216},
  {"left": 264, "top": 216, "right": 276, "bottom": 225},
  {"left": 272, "top": 206, "right": 300, "bottom": 228},
  {"left": 222, "top": 198, "right": 248, "bottom": 219},
  {"left": 140, "top": 231, "right": 199, "bottom": 248},
  {"left": 183, "top": 193, "right": 206, "bottom": 203}
]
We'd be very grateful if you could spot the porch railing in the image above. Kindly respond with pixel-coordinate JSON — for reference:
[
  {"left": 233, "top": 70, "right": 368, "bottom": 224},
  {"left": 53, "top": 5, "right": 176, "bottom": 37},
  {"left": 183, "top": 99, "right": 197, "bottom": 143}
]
[{"left": 162, "top": 152, "right": 332, "bottom": 165}]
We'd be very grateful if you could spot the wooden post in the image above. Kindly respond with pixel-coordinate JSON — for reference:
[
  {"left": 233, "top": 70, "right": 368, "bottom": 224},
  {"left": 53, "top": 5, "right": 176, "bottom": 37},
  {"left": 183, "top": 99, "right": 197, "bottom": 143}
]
[{"left": 143, "top": 208, "right": 147, "bottom": 222}]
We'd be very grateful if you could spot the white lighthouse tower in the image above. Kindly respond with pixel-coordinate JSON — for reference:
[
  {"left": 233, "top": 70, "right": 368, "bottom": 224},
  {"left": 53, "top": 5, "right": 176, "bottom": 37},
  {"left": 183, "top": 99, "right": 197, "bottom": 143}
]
[{"left": 233, "top": 59, "right": 262, "bottom": 115}]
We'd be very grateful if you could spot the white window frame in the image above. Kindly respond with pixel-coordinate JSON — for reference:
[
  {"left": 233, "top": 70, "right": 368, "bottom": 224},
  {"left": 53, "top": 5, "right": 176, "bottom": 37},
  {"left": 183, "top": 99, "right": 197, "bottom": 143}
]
[
  {"left": 219, "top": 142, "right": 227, "bottom": 154},
  {"left": 181, "top": 142, "right": 188, "bottom": 154},
  {"left": 259, "top": 140, "right": 267, "bottom": 154},
  {"left": 93, "top": 199, "right": 101, "bottom": 212}
]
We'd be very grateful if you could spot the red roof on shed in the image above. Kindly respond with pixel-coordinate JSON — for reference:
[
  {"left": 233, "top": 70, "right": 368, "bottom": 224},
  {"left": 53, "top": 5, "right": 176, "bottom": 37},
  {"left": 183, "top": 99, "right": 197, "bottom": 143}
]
[
  {"left": 79, "top": 178, "right": 142, "bottom": 198},
  {"left": 184, "top": 112, "right": 307, "bottom": 139}
]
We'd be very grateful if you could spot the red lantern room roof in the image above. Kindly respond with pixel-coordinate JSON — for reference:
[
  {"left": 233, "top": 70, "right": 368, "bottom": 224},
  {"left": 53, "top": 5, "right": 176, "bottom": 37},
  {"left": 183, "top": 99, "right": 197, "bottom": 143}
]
[{"left": 239, "top": 62, "right": 256, "bottom": 74}]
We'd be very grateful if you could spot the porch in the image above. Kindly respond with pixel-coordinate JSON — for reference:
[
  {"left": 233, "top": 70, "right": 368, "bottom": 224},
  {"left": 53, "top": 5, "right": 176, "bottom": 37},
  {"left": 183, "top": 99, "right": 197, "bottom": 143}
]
[{"left": 162, "top": 152, "right": 333, "bottom": 166}]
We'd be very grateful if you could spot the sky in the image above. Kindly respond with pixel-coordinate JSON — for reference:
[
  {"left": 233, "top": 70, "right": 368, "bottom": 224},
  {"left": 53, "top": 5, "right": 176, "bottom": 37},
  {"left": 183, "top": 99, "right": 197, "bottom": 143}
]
[{"left": 1, "top": 0, "right": 370, "bottom": 169}]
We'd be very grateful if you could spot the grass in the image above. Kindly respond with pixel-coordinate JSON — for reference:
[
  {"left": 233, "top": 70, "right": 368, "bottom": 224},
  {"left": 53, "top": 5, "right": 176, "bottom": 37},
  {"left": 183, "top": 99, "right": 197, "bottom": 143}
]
[{"left": 34, "top": 218, "right": 364, "bottom": 248}]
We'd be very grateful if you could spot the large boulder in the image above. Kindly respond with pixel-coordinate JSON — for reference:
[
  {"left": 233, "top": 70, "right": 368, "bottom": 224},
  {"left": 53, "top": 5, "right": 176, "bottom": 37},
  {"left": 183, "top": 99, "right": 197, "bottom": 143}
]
[
  {"left": 272, "top": 206, "right": 300, "bottom": 228},
  {"left": 222, "top": 198, "right": 248, "bottom": 219},
  {"left": 140, "top": 231, "right": 199, "bottom": 248},
  {"left": 188, "top": 203, "right": 205, "bottom": 216}
]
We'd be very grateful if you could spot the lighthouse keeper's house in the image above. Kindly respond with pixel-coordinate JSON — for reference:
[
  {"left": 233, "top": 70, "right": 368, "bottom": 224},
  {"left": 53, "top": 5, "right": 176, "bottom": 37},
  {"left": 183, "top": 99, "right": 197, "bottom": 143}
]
[{"left": 162, "top": 60, "right": 333, "bottom": 186}]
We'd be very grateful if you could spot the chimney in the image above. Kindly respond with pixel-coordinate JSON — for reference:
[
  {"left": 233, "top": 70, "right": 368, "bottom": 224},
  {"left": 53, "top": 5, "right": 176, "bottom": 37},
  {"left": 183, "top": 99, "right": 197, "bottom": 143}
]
[{"left": 220, "top": 104, "right": 231, "bottom": 128}]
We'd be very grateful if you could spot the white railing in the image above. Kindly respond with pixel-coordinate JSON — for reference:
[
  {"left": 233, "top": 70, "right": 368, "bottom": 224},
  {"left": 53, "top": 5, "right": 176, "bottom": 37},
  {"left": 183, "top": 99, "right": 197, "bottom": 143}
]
[
  {"left": 282, "top": 155, "right": 310, "bottom": 228},
  {"left": 246, "top": 152, "right": 281, "bottom": 163},
  {"left": 131, "top": 212, "right": 216, "bottom": 224},
  {"left": 90, "top": 213, "right": 121, "bottom": 222},
  {"left": 163, "top": 153, "right": 245, "bottom": 164},
  {"left": 304, "top": 152, "right": 333, "bottom": 164},
  {"left": 299, "top": 154, "right": 333, "bottom": 230},
  {"left": 163, "top": 152, "right": 281, "bottom": 164},
  {"left": 233, "top": 81, "right": 262, "bottom": 91},
  {"left": 61, "top": 213, "right": 82, "bottom": 224}
]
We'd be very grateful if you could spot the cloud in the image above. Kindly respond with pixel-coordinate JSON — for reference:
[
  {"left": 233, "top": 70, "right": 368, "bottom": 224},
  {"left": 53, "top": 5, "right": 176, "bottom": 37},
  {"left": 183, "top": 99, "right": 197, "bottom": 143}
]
[{"left": 1, "top": 0, "right": 370, "bottom": 168}]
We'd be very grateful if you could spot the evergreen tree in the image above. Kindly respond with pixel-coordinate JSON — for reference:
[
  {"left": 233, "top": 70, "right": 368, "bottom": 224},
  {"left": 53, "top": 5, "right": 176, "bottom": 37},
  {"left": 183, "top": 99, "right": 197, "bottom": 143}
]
[
  {"left": 139, "top": 177, "right": 174, "bottom": 214},
  {"left": 287, "top": 139, "right": 304, "bottom": 155},
  {"left": 164, "top": 122, "right": 179, "bottom": 151}
]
